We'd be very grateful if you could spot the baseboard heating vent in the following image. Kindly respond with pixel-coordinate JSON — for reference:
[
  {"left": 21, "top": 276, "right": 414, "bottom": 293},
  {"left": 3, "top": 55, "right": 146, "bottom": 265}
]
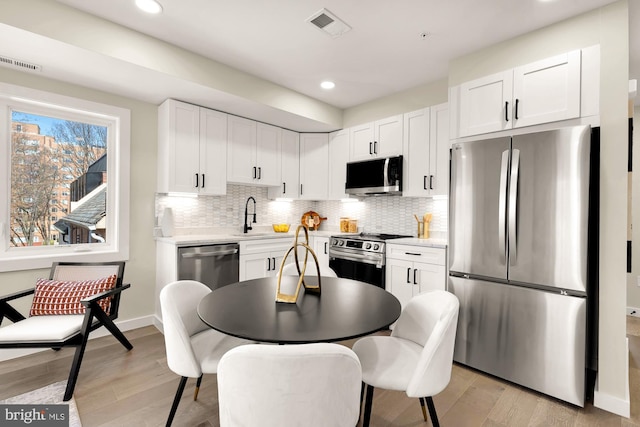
[
  {"left": 0, "top": 55, "right": 42, "bottom": 72},
  {"left": 306, "top": 8, "right": 351, "bottom": 38}
]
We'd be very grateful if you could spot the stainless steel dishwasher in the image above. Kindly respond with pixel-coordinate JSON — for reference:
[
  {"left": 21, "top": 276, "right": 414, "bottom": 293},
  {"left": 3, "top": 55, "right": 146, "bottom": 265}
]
[{"left": 177, "top": 243, "right": 239, "bottom": 290}]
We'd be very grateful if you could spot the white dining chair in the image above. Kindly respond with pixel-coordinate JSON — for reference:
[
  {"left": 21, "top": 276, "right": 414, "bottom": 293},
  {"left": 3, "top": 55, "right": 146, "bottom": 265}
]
[
  {"left": 352, "top": 290, "right": 460, "bottom": 427},
  {"left": 159, "top": 280, "right": 251, "bottom": 427},
  {"left": 217, "top": 343, "right": 362, "bottom": 427}
]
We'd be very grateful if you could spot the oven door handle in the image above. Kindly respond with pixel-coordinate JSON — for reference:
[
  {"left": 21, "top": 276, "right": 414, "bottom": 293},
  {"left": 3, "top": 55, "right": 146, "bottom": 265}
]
[{"left": 329, "top": 250, "right": 383, "bottom": 266}]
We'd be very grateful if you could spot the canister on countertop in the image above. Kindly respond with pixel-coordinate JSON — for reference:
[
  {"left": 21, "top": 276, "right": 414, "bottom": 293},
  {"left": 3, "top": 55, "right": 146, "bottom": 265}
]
[
  {"left": 348, "top": 219, "right": 358, "bottom": 233},
  {"left": 340, "top": 217, "right": 350, "bottom": 233}
]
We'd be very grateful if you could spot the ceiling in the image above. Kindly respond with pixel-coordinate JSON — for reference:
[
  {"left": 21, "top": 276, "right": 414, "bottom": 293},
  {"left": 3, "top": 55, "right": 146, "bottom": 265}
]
[{"left": 2, "top": 0, "right": 638, "bottom": 131}]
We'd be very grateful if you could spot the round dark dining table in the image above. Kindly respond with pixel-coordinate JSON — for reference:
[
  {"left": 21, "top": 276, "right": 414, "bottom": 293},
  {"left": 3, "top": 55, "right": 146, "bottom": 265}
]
[{"left": 197, "top": 276, "right": 401, "bottom": 344}]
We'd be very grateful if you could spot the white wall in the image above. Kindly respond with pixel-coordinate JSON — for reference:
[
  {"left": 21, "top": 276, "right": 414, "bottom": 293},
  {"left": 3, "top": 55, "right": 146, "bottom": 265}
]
[
  {"left": 342, "top": 79, "right": 448, "bottom": 128},
  {"left": 448, "top": 0, "right": 630, "bottom": 415}
]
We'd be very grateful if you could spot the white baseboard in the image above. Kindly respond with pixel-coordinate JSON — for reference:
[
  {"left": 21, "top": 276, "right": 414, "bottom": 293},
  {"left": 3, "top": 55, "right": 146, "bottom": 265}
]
[
  {"left": 0, "top": 315, "right": 156, "bottom": 363},
  {"left": 627, "top": 306, "right": 640, "bottom": 317},
  {"left": 153, "top": 314, "right": 164, "bottom": 334},
  {"left": 593, "top": 337, "right": 631, "bottom": 418}
]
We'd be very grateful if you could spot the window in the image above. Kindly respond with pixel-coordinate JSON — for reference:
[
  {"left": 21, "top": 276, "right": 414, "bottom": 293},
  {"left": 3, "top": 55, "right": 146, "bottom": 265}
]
[{"left": 0, "top": 82, "right": 130, "bottom": 271}]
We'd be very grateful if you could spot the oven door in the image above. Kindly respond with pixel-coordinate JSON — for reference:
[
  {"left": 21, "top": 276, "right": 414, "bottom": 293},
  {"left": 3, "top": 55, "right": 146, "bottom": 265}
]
[{"left": 329, "top": 256, "right": 385, "bottom": 289}]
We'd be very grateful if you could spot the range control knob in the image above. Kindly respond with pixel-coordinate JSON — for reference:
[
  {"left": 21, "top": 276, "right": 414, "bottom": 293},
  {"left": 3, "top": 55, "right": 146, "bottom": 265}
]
[
  {"left": 373, "top": 244, "right": 380, "bottom": 251},
  {"left": 332, "top": 239, "right": 338, "bottom": 246},
  {"left": 365, "top": 242, "right": 372, "bottom": 250},
  {"left": 339, "top": 240, "right": 345, "bottom": 246}
]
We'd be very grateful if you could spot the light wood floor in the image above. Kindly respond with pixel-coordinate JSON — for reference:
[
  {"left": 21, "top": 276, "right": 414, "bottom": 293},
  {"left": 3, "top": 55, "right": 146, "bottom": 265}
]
[{"left": 1, "top": 319, "right": 640, "bottom": 427}]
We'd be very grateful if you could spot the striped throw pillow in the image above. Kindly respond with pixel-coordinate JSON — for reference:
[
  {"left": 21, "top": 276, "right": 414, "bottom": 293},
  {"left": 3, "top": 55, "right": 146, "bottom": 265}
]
[{"left": 29, "top": 275, "right": 117, "bottom": 316}]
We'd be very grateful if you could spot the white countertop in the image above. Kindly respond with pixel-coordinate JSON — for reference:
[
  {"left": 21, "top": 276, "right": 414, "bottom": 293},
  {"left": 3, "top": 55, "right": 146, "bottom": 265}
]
[
  {"left": 388, "top": 237, "right": 448, "bottom": 249},
  {"left": 156, "top": 229, "right": 339, "bottom": 246},
  {"left": 156, "top": 226, "right": 447, "bottom": 248}
]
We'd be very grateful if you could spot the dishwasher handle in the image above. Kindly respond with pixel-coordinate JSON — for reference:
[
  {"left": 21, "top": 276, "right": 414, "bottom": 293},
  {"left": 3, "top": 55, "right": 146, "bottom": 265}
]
[{"left": 180, "top": 246, "right": 239, "bottom": 258}]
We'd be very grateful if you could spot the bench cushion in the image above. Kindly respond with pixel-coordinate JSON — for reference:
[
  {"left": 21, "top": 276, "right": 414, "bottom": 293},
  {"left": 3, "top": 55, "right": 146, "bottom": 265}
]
[
  {"left": 0, "top": 315, "right": 86, "bottom": 342},
  {"left": 29, "top": 275, "right": 116, "bottom": 316}
]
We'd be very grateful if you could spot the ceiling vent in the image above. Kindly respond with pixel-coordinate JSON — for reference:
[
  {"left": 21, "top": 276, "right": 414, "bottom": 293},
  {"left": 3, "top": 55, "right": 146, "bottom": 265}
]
[
  {"left": 0, "top": 55, "right": 42, "bottom": 73},
  {"left": 306, "top": 8, "right": 351, "bottom": 38}
]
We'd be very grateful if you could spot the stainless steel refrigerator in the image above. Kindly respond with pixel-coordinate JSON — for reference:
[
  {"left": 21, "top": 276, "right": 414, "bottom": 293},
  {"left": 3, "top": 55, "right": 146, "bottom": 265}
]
[{"left": 448, "top": 125, "right": 599, "bottom": 407}]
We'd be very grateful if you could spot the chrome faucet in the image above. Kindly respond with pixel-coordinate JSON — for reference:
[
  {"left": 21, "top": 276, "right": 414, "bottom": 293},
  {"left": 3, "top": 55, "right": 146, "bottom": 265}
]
[{"left": 244, "top": 196, "right": 257, "bottom": 233}]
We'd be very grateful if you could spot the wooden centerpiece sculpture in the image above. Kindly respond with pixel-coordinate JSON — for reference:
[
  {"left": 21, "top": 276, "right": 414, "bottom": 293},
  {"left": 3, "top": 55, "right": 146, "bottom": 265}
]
[{"left": 275, "top": 225, "right": 321, "bottom": 303}]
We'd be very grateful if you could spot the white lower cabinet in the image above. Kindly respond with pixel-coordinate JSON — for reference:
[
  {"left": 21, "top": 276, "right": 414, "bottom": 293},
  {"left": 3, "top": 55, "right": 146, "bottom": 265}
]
[
  {"left": 239, "top": 238, "right": 294, "bottom": 280},
  {"left": 312, "top": 236, "right": 330, "bottom": 270},
  {"left": 386, "top": 244, "right": 446, "bottom": 310}
]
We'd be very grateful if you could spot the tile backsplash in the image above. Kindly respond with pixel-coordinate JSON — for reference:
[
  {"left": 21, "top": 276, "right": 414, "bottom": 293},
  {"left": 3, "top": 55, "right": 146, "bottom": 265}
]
[{"left": 156, "top": 185, "right": 448, "bottom": 238}]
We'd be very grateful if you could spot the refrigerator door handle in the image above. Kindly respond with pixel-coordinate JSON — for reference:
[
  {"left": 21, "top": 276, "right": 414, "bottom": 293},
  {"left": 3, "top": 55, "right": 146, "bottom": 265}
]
[
  {"left": 498, "top": 150, "right": 510, "bottom": 264},
  {"left": 508, "top": 149, "right": 520, "bottom": 265}
]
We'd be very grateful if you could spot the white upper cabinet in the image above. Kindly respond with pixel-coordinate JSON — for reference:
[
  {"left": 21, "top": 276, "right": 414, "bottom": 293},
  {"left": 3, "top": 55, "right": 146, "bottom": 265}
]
[
  {"left": 268, "top": 129, "right": 300, "bottom": 199},
  {"left": 157, "top": 99, "right": 227, "bottom": 195},
  {"left": 428, "top": 104, "right": 450, "bottom": 196},
  {"left": 255, "top": 122, "right": 281, "bottom": 185},
  {"left": 299, "top": 133, "right": 329, "bottom": 200},
  {"left": 458, "top": 50, "right": 582, "bottom": 137},
  {"left": 349, "top": 115, "right": 403, "bottom": 161},
  {"left": 328, "top": 130, "right": 349, "bottom": 199},
  {"left": 227, "top": 116, "right": 281, "bottom": 186},
  {"left": 459, "top": 70, "right": 513, "bottom": 137},
  {"left": 402, "top": 104, "right": 449, "bottom": 197},
  {"left": 402, "top": 108, "right": 430, "bottom": 197}
]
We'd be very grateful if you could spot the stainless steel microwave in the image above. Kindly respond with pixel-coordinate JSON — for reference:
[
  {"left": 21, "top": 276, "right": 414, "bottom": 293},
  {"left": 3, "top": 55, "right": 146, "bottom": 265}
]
[{"left": 345, "top": 155, "right": 403, "bottom": 196}]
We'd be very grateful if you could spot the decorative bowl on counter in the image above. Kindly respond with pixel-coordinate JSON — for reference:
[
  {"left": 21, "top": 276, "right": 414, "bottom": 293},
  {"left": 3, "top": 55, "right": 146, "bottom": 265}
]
[{"left": 272, "top": 223, "right": 291, "bottom": 233}]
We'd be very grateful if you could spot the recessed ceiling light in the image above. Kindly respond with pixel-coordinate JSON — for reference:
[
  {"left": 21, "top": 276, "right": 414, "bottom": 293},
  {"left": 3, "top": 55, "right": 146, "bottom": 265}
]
[
  {"left": 135, "top": 0, "right": 163, "bottom": 14},
  {"left": 321, "top": 81, "right": 335, "bottom": 90}
]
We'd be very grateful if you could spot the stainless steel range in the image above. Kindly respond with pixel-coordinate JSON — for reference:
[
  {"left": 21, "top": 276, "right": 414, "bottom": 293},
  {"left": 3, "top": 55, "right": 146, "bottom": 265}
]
[{"left": 329, "top": 233, "right": 411, "bottom": 289}]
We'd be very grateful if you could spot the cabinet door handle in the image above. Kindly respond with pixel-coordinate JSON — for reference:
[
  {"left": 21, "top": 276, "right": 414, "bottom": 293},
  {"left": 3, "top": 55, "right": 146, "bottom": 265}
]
[
  {"left": 273, "top": 257, "right": 276, "bottom": 271},
  {"left": 258, "top": 167, "right": 262, "bottom": 179},
  {"left": 515, "top": 98, "right": 519, "bottom": 120},
  {"left": 194, "top": 173, "right": 199, "bottom": 188},
  {"left": 424, "top": 176, "right": 428, "bottom": 190},
  {"left": 429, "top": 175, "right": 434, "bottom": 190},
  {"left": 283, "top": 182, "right": 286, "bottom": 194},
  {"left": 253, "top": 166, "right": 257, "bottom": 179},
  {"left": 324, "top": 242, "right": 328, "bottom": 254},
  {"left": 413, "top": 269, "right": 418, "bottom": 285},
  {"left": 300, "top": 184, "right": 303, "bottom": 195},
  {"left": 369, "top": 142, "right": 373, "bottom": 155},
  {"left": 405, "top": 252, "right": 421, "bottom": 256},
  {"left": 406, "top": 267, "right": 411, "bottom": 284},
  {"left": 505, "top": 101, "right": 509, "bottom": 122},
  {"left": 373, "top": 141, "right": 378, "bottom": 154},
  {"left": 201, "top": 174, "right": 205, "bottom": 188}
]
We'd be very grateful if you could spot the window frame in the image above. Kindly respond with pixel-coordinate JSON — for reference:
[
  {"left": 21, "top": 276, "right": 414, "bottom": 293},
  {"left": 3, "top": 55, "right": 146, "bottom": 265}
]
[{"left": 0, "top": 82, "right": 130, "bottom": 272}]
